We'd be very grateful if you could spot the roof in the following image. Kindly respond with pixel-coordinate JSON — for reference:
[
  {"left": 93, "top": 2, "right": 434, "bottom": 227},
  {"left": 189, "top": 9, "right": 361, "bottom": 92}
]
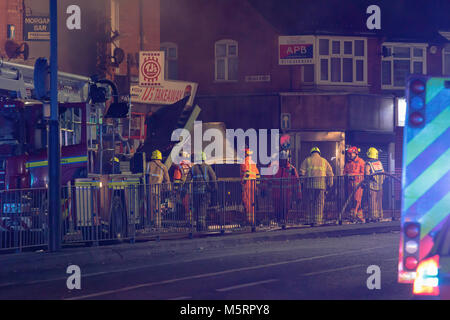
[{"left": 247, "top": 0, "right": 450, "bottom": 44}]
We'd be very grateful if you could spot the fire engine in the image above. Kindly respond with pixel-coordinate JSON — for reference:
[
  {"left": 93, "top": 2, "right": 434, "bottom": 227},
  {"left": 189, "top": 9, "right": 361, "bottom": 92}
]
[
  {"left": 0, "top": 60, "right": 199, "bottom": 242},
  {"left": 398, "top": 75, "right": 450, "bottom": 298}
]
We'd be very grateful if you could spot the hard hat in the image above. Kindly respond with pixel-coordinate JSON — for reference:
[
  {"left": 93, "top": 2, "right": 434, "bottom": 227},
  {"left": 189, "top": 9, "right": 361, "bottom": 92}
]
[
  {"left": 113, "top": 157, "right": 120, "bottom": 163},
  {"left": 367, "top": 147, "right": 378, "bottom": 159},
  {"left": 151, "top": 150, "right": 162, "bottom": 160},
  {"left": 310, "top": 147, "right": 321, "bottom": 154},
  {"left": 194, "top": 151, "right": 207, "bottom": 162},
  {"left": 347, "top": 146, "right": 358, "bottom": 154},
  {"left": 245, "top": 148, "right": 253, "bottom": 155}
]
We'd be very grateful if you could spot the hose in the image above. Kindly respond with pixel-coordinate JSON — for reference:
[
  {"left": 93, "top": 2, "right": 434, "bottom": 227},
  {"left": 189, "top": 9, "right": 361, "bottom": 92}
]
[{"left": 338, "top": 172, "right": 401, "bottom": 224}]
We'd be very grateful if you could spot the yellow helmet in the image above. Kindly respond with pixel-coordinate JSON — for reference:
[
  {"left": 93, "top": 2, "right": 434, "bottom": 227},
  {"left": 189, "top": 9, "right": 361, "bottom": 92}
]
[
  {"left": 310, "top": 147, "right": 321, "bottom": 154},
  {"left": 194, "top": 151, "right": 207, "bottom": 162},
  {"left": 367, "top": 147, "right": 378, "bottom": 159},
  {"left": 151, "top": 150, "right": 162, "bottom": 160}
]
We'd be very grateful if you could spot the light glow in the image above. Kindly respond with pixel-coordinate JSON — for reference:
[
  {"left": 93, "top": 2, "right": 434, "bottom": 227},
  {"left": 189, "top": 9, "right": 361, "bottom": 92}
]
[{"left": 413, "top": 255, "right": 440, "bottom": 296}]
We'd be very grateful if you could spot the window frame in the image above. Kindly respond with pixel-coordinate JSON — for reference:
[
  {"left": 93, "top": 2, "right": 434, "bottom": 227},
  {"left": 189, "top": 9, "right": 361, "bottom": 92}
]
[
  {"left": 316, "top": 36, "right": 368, "bottom": 86},
  {"left": 160, "top": 42, "right": 178, "bottom": 80},
  {"left": 381, "top": 42, "right": 428, "bottom": 90},
  {"left": 214, "top": 39, "right": 239, "bottom": 82},
  {"left": 443, "top": 44, "right": 450, "bottom": 76}
]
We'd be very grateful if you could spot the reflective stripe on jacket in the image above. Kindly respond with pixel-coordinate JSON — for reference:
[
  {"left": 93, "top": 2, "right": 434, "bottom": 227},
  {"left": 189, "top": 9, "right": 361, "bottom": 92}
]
[
  {"left": 147, "top": 160, "right": 170, "bottom": 185},
  {"left": 240, "top": 156, "right": 260, "bottom": 182},
  {"left": 365, "top": 159, "right": 384, "bottom": 191},
  {"left": 300, "top": 153, "right": 334, "bottom": 189}
]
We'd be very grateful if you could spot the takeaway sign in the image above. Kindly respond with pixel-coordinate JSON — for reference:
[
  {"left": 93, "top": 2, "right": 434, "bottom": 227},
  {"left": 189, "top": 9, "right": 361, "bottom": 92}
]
[
  {"left": 130, "top": 81, "right": 197, "bottom": 106},
  {"left": 279, "top": 35, "right": 314, "bottom": 65},
  {"left": 23, "top": 16, "right": 50, "bottom": 41}
]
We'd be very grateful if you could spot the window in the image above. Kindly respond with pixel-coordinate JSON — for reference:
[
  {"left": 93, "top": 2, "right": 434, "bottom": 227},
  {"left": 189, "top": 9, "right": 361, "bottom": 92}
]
[
  {"left": 381, "top": 43, "right": 427, "bottom": 89},
  {"left": 443, "top": 45, "right": 450, "bottom": 76},
  {"left": 215, "top": 39, "right": 238, "bottom": 81},
  {"left": 317, "top": 37, "right": 367, "bottom": 85},
  {"left": 160, "top": 42, "right": 178, "bottom": 80},
  {"left": 7, "top": 25, "right": 15, "bottom": 40}
]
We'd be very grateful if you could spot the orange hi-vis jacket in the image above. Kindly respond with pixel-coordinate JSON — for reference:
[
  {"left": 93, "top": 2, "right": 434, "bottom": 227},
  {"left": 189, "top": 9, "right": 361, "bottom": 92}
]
[
  {"left": 240, "top": 156, "right": 260, "bottom": 183},
  {"left": 344, "top": 156, "right": 365, "bottom": 183},
  {"left": 173, "top": 160, "right": 191, "bottom": 183}
]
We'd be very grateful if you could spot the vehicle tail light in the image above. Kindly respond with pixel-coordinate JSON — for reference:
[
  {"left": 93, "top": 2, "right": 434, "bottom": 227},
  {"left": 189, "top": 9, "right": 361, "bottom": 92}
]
[
  {"left": 405, "top": 256, "right": 419, "bottom": 270},
  {"left": 405, "top": 223, "right": 420, "bottom": 239},
  {"left": 413, "top": 255, "right": 440, "bottom": 296}
]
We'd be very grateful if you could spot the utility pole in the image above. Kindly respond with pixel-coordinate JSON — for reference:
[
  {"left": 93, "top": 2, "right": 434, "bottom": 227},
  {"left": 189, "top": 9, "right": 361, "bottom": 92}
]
[{"left": 48, "top": 0, "right": 61, "bottom": 252}]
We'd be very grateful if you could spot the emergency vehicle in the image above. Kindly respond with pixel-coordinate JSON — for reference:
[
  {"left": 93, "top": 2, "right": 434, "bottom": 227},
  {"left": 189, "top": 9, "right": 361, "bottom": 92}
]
[
  {"left": 398, "top": 75, "right": 450, "bottom": 298},
  {"left": 0, "top": 60, "right": 199, "bottom": 241}
]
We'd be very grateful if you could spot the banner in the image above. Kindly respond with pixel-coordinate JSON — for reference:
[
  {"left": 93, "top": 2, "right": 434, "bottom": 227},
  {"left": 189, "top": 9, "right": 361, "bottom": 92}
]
[{"left": 130, "top": 81, "right": 197, "bottom": 106}]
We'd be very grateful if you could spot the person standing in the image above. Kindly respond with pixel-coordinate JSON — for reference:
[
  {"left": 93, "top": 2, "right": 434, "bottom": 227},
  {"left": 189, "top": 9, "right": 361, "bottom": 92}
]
[
  {"left": 364, "top": 147, "right": 385, "bottom": 222},
  {"left": 271, "top": 151, "right": 300, "bottom": 225},
  {"left": 300, "top": 147, "right": 334, "bottom": 226},
  {"left": 240, "top": 148, "right": 260, "bottom": 226},
  {"left": 147, "top": 150, "right": 171, "bottom": 228},
  {"left": 184, "top": 152, "right": 218, "bottom": 231},
  {"left": 171, "top": 151, "right": 192, "bottom": 223},
  {"left": 343, "top": 146, "right": 366, "bottom": 222}
]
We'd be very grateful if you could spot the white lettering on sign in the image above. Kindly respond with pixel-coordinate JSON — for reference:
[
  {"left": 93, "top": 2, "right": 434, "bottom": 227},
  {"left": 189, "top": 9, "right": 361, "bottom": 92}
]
[
  {"left": 366, "top": 5, "right": 381, "bottom": 30},
  {"left": 66, "top": 265, "right": 81, "bottom": 290},
  {"left": 366, "top": 265, "right": 381, "bottom": 289},
  {"left": 66, "top": 5, "right": 81, "bottom": 30}
]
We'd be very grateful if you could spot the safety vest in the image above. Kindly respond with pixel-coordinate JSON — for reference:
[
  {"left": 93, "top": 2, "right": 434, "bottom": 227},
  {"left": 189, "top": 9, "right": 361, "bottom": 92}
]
[
  {"left": 173, "top": 161, "right": 191, "bottom": 183},
  {"left": 301, "top": 154, "right": 332, "bottom": 190},
  {"left": 241, "top": 157, "right": 260, "bottom": 182},
  {"left": 366, "top": 159, "right": 384, "bottom": 191}
]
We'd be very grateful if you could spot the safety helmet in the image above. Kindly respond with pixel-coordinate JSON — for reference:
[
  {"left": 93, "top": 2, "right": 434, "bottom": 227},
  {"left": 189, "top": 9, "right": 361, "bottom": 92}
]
[
  {"left": 347, "top": 146, "right": 359, "bottom": 154},
  {"left": 194, "top": 151, "right": 207, "bottom": 162},
  {"left": 245, "top": 148, "right": 253, "bottom": 156},
  {"left": 151, "top": 150, "right": 162, "bottom": 160},
  {"left": 179, "top": 151, "right": 190, "bottom": 159},
  {"left": 367, "top": 147, "right": 378, "bottom": 159},
  {"left": 310, "top": 147, "right": 321, "bottom": 154}
]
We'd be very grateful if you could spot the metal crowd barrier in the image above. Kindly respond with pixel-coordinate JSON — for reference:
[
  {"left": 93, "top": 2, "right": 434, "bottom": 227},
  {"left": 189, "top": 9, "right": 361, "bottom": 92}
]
[{"left": 0, "top": 173, "right": 401, "bottom": 252}]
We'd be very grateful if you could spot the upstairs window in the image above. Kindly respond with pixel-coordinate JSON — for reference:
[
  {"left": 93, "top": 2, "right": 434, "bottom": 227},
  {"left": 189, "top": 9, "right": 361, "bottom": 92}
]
[
  {"left": 160, "top": 42, "right": 178, "bottom": 80},
  {"left": 215, "top": 39, "right": 238, "bottom": 81},
  {"left": 443, "top": 45, "right": 450, "bottom": 76},
  {"left": 381, "top": 43, "right": 427, "bottom": 89},
  {"left": 317, "top": 37, "right": 367, "bottom": 85}
]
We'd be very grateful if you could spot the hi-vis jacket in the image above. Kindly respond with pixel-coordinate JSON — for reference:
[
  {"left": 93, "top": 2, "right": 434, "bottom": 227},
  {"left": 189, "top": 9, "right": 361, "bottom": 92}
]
[
  {"left": 240, "top": 156, "right": 260, "bottom": 183},
  {"left": 365, "top": 159, "right": 385, "bottom": 191},
  {"left": 300, "top": 153, "right": 334, "bottom": 189},
  {"left": 344, "top": 156, "right": 365, "bottom": 183},
  {"left": 147, "top": 160, "right": 171, "bottom": 185}
]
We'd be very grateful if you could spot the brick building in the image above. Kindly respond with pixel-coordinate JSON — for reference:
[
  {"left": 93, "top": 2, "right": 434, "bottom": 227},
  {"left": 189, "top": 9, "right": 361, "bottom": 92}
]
[
  {"left": 0, "top": 0, "right": 160, "bottom": 86},
  {"left": 160, "top": 0, "right": 450, "bottom": 176}
]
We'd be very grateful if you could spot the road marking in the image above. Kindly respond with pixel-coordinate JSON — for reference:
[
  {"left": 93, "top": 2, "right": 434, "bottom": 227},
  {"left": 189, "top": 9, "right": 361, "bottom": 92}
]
[
  {"left": 64, "top": 245, "right": 390, "bottom": 300},
  {"left": 167, "top": 296, "right": 191, "bottom": 300},
  {"left": 301, "top": 264, "right": 365, "bottom": 276},
  {"left": 216, "top": 279, "right": 278, "bottom": 292}
]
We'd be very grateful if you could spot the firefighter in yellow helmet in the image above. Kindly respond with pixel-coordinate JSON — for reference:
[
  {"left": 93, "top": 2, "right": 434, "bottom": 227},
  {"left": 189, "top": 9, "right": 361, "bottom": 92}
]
[
  {"left": 146, "top": 150, "right": 171, "bottom": 228},
  {"left": 364, "top": 147, "right": 385, "bottom": 222},
  {"left": 300, "top": 147, "right": 334, "bottom": 226}
]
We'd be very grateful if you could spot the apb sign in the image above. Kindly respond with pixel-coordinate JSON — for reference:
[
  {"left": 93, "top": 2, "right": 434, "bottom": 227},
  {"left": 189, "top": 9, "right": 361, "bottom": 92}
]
[
  {"left": 279, "top": 36, "right": 314, "bottom": 65},
  {"left": 139, "top": 51, "right": 165, "bottom": 86},
  {"left": 23, "top": 16, "right": 50, "bottom": 41}
]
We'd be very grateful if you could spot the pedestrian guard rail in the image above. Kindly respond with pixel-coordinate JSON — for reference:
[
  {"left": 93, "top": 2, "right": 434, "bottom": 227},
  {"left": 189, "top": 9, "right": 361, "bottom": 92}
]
[{"left": 0, "top": 173, "right": 401, "bottom": 252}]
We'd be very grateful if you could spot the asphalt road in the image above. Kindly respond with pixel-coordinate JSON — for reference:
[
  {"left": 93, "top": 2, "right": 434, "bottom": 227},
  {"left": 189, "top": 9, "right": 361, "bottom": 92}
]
[{"left": 0, "top": 231, "right": 412, "bottom": 300}]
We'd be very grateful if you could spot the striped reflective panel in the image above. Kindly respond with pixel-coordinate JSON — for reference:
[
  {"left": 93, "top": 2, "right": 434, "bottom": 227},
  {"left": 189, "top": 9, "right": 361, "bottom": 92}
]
[
  {"left": 403, "top": 78, "right": 450, "bottom": 239},
  {"left": 26, "top": 155, "right": 88, "bottom": 168}
]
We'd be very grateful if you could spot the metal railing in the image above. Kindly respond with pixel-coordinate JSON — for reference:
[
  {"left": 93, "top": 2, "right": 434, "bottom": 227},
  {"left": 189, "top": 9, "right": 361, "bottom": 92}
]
[{"left": 0, "top": 173, "right": 401, "bottom": 252}]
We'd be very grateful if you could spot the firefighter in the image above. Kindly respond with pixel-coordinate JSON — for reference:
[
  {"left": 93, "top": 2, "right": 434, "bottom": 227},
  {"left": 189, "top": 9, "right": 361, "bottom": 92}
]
[
  {"left": 146, "top": 149, "right": 171, "bottom": 228},
  {"left": 240, "top": 148, "right": 260, "bottom": 226},
  {"left": 171, "top": 151, "right": 192, "bottom": 223},
  {"left": 300, "top": 147, "right": 334, "bottom": 226},
  {"left": 271, "top": 150, "right": 300, "bottom": 225},
  {"left": 343, "top": 146, "right": 365, "bottom": 222},
  {"left": 184, "top": 152, "right": 218, "bottom": 231},
  {"left": 364, "top": 147, "right": 385, "bottom": 222}
]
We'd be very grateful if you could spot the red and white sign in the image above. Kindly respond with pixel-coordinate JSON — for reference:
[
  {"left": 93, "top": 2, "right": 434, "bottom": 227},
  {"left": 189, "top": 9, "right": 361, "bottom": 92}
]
[
  {"left": 279, "top": 36, "right": 315, "bottom": 65},
  {"left": 139, "top": 51, "right": 165, "bottom": 86},
  {"left": 130, "top": 81, "right": 197, "bottom": 106}
]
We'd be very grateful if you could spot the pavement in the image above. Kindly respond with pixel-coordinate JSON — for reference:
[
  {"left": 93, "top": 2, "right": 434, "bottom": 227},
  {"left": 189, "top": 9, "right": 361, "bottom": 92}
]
[{"left": 0, "top": 220, "right": 400, "bottom": 286}]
